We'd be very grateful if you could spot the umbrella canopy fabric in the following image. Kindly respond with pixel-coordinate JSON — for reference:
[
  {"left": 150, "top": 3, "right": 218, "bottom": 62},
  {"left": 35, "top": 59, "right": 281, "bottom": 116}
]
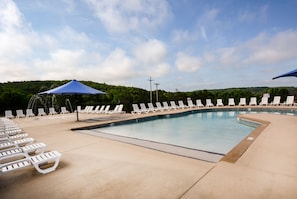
[
  {"left": 38, "top": 79, "right": 106, "bottom": 95},
  {"left": 272, "top": 68, "right": 297, "bottom": 80},
  {"left": 38, "top": 80, "right": 106, "bottom": 121}
]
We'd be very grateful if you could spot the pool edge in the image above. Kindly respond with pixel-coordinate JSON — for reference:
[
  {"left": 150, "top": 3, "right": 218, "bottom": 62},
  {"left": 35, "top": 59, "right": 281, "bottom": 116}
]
[{"left": 220, "top": 115, "right": 270, "bottom": 163}]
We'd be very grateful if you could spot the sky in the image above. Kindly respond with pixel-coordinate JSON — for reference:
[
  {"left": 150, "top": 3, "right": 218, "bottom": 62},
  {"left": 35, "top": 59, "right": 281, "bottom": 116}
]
[{"left": 1, "top": 0, "right": 297, "bottom": 91}]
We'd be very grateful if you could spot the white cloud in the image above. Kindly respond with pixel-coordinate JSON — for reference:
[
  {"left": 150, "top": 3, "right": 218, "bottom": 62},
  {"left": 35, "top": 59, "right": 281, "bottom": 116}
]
[
  {"left": 85, "top": 0, "right": 171, "bottom": 34},
  {"left": 134, "top": 39, "right": 167, "bottom": 65},
  {"left": 201, "top": 30, "right": 297, "bottom": 69},
  {"left": 242, "top": 30, "right": 297, "bottom": 64},
  {"left": 238, "top": 4, "right": 269, "bottom": 23},
  {"left": 133, "top": 39, "right": 170, "bottom": 77},
  {"left": 175, "top": 52, "right": 201, "bottom": 72},
  {"left": 100, "top": 48, "right": 135, "bottom": 80},
  {"left": 171, "top": 29, "right": 199, "bottom": 43},
  {"left": 0, "top": 0, "right": 23, "bottom": 32}
]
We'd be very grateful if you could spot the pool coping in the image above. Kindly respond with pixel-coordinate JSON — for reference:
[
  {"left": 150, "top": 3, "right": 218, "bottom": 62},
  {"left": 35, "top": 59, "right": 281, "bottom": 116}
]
[{"left": 220, "top": 115, "right": 270, "bottom": 163}]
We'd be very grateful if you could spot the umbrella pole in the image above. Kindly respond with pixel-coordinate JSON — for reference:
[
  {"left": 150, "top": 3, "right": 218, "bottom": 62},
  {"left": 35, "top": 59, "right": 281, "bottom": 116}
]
[
  {"left": 75, "top": 97, "right": 79, "bottom": 121},
  {"left": 76, "top": 110, "right": 79, "bottom": 121}
]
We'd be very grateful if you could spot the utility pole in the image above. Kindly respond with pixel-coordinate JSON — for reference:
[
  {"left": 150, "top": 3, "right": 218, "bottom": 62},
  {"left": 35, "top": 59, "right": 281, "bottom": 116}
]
[
  {"left": 154, "top": 83, "right": 160, "bottom": 102},
  {"left": 148, "top": 76, "right": 153, "bottom": 103}
]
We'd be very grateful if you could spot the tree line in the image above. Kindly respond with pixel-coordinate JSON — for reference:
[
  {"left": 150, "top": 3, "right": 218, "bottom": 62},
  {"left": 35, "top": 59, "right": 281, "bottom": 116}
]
[{"left": 0, "top": 80, "right": 295, "bottom": 115}]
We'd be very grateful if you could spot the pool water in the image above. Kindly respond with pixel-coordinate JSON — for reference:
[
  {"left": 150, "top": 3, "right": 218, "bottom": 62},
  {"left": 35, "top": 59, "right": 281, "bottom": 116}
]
[{"left": 92, "top": 110, "right": 258, "bottom": 154}]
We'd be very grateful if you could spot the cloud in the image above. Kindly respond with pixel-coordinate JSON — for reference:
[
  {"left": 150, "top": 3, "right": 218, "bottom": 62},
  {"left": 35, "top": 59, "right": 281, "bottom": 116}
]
[
  {"left": 171, "top": 29, "right": 199, "bottom": 43},
  {"left": 0, "top": 0, "right": 24, "bottom": 32},
  {"left": 242, "top": 30, "right": 297, "bottom": 64},
  {"left": 100, "top": 48, "right": 134, "bottom": 80},
  {"left": 201, "top": 29, "right": 297, "bottom": 69},
  {"left": 85, "top": 0, "right": 171, "bottom": 34},
  {"left": 175, "top": 52, "right": 201, "bottom": 72},
  {"left": 134, "top": 39, "right": 167, "bottom": 65},
  {"left": 134, "top": 39, "right": 170, "bottom": 77},
  {"left": 238, "top": 4, "right": 269, "bottom": 23}
]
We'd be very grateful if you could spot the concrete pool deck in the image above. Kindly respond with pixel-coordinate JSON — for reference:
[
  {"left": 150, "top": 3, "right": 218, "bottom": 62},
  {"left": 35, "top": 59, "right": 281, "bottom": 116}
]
[{"left": 0, "top": 107, "right": 297, "bottom": 199}]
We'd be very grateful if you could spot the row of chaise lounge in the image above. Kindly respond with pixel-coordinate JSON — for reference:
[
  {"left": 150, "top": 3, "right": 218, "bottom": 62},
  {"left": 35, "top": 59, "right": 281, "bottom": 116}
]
[
  {"left": 0, "top": 118, "right": 61, "bottom": 174},
  {"left": 5, "top": 104, "right": 126, "bottom": 119},
  {"left": 132, "top": 95, "right": 296, "bottom": 114},
  {"left": 78, "top": 104, "right": 125, "bottom": 114},
  {"left": 4, "top": 106, "right": 70, "bottom": 119}
]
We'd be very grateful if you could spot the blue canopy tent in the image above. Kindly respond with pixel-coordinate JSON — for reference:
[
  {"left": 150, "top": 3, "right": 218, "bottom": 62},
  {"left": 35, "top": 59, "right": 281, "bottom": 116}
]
[
  {"left": 39, "top": 80, "right": 106, "bottom": 121},
  {"left": 272, "top": 68, "right": 297, "bottom": 80}
]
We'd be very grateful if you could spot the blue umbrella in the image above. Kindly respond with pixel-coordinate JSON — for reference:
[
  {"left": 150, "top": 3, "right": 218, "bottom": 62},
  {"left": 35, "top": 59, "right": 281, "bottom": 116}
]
[
  {"left": 272, "top": 68, "right": 297, "bottom": 80},
  {"left": 39, "top": 80, "right": 106, "bottom": 121},
  {"left": 39, "top": 79, "right": 106, "bottom": 95}
]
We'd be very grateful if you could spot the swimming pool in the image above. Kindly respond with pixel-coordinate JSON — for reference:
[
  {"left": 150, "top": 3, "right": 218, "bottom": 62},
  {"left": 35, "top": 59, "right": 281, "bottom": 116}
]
[{"left": 82, "top": 108, "right": 296, "bottom": 162}]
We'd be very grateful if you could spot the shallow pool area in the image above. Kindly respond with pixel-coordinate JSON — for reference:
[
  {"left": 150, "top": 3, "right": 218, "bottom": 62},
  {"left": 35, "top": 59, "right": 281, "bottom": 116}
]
[{"left": 93, "top": 111, "right": 258, "bottom": 155}]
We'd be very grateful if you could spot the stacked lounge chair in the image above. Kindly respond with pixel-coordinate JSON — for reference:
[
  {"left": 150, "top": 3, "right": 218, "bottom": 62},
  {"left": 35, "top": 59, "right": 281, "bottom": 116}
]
[{"left": 0, "top": 118, "right": 62, "bottom": 175}]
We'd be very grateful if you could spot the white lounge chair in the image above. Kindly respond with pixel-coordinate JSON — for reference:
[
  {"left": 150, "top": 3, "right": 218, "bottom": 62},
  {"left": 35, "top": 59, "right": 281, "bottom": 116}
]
[
  {"left": 238, "top": 98, "right": 246, "bottom": 106},
  {"left": 132, "top": 104, "right": 142, "bottom": 114},
  {"left": 26, "top": 109, "right": 35, "bottom": 117},
  {"left": 92, "top": 105, "right": 100, "bottom": 114},
  {"left": 155, "top": 102, "right": 165, "bottom": 111},
  {"left": 139, "top": 103, "right": 149, "bottom": 113},
  {"left": 0, "top": 128, "right": 22, "bottom": 137},
  {"left": 80, "top": 106, "right": 89, "bottom": 113},
  {"left": 109, "top": 104, "right": 125, "bottom": 114},
  {"left": 96, "top": 105, "right": 105, "bottom": 114},
  {"left": 83, "top": 106, "right": 93, "bottom": 113},
  {"left": 206, "top": 99, "right": 214, "bottom": 107},
  {"left": 271, "top": 96, "right": 281, "bottom": 106},
  {"left": 60, "top": 107, "right": 69, "bottom": 114},
  {"left": 196, "top": 99, "right": 204, "bottom": 107},
  {"left": 162, "top": 102, "right": 171, "bottom": 110},
  {"left": 259, "top": 97, "right": 268, "bottom": 106},
  {"left": 228, "top": 98, "right": 235, "bottom": 106},
  {"left": 0, "top": 133, "right": 28, "bottom": 142},
  {"left": 170, "top": 101, "right": 179, "bottom": 109},
  {"left": 48, "top": 107, "right": 58, "bottom": 115},
  {"left": 0, "top": 142, "right": 46, "bottom": 161},
  {"left": 0, "top": 138, "right": 34, "bottom": 150},
  {"left": 249, "top": 97, "right": 257, "bottom": 106},
  {"left": 216, "top": 99, "right": 224, "bottom": 107},
  {"left": 147, "top": 103, "right": 156, "bottom": 112},
  {"left": 103, "top": 105, "right": 110, "bottom": 113},
  {"left": 16, "top": 110, "right": 25, "bottom": 118},
  {"left": 38, "top": 108, "right": 47, "bottom": 116},
  {"left": 282, "top": 96, "right": 294, "bottom": 106},
  {"left": 1, "top": 150, "right": 61, "bottom": 174},
  {"left": 5, "top": 110, "right": 14, "bottom": 119},
  {"left": 178, "top": 100, "right": 188, "bottom": 109},
  {"left": 187, "top": 99, "right": 195, "bottom": 108}
]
